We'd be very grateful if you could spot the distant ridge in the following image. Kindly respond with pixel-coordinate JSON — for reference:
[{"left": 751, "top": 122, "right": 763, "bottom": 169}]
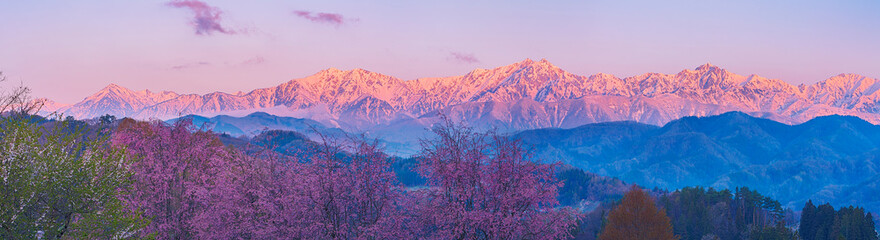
[
  {"left": 515, "top": 111, "right": 880, "bottom": 218},
  {"left": 168, "top": 111, "right": 346, "bottom": 139},
  {"left": 48, "top": 59, "right": 880, "bottom": 133}
]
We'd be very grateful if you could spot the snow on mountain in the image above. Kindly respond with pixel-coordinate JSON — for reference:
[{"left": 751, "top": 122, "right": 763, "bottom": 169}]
[
  {"left": 52, "top": 60, "right": 880, "bottom": 133},
  {"left": 465, "top": 58, "right": 580, "bottom": 103},
  {"left": 58, "top": 84, "right": 179, "bottom": 118},
  {"left": 129, "top": 68, "right": 411, "bottom": 125},
  {"left": 803, "top": 73, "right": 880, "bottom": 113},
  {"left": 34, "top": 98, "right": 69, "bottom": 114}
]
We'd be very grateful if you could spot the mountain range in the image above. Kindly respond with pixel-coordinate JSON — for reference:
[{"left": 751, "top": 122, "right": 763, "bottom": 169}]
[
  {"left": 35, "top": 60, "right": 880, "bottom": 230},
  {"left": 46, "top": 59, "right": 880, "bottom": 135}
]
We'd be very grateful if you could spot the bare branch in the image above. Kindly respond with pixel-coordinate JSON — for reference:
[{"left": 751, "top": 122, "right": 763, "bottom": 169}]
[{"left": 0, "top": 71, "right": 43, "bottom": 116}]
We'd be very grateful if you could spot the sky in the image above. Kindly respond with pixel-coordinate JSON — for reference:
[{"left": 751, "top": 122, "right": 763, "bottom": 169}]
[{"left": 1, "top": 0, "right": 879, "bottom": 104}]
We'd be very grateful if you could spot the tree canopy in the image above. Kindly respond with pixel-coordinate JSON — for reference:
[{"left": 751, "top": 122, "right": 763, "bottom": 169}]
[{"left": 599, "top": 186, "right": 677, "bottom": 240}]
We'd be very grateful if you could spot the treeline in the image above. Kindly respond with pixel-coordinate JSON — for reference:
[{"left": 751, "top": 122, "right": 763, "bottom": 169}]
[
  {"left": 577, "top": 186, "right": 880, "bottom": 240},
  {"left": 571, "top": 185, "right": 799, "bottom": 240},
  {"left": 659, "top": 186, "right": 796, "bottom": 240},
  {"left": 800, "top": 200, "right": 878, "bottom": 240}
]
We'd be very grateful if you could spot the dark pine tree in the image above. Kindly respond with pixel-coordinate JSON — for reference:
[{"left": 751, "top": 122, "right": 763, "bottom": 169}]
[
  {"left": 801, "top": 200, "right": 817, "bottom": 240},
  {"left": 799, "top": 201, "right": 878, "bottom": 240}
]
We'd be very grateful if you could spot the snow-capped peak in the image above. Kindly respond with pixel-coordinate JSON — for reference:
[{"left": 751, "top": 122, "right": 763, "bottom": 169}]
[
  {"left": 47, "top": 60, "right": 880, "bottom": 128},
  {"left": 695, "top": 62, "right": 716, "bottom": 71}
]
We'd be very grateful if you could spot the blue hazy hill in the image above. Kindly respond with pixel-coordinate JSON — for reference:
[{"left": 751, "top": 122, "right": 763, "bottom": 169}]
[
  {"left": 516, "top": 111, "right": 880, "bottom": 215},
  {"left": 168, "top": 112, "right": 347, "bottom": 138}
]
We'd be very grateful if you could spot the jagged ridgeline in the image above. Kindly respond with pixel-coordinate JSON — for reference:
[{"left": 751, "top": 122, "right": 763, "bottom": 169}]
[{"left": 46, "top": 59, "right": 880, "bottom": 132}]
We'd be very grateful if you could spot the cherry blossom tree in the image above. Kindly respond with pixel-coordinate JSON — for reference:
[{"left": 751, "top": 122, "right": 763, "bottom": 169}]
[
  {"left": 114, "top": 119, "right": 410, "bottom": 239},
  {"left": 113, "top": 118, "right": 243, "bottom": 239},
  {"left": 289, "top": 134, "right": 409, "bottom": 239},
  {"left": 112, "top": 116, "right": 580, "bottom": 239},
  {"left": 413, "top": 120, "right": 580, "bottom": 239}
]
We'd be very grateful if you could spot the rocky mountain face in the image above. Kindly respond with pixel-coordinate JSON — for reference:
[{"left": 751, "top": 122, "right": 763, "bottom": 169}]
[
  {"left": 54, "top": 59, "right": 880, "bottom": 132},
  {"left": 59, "top": 84, "right": 180, "bottom": 118}
]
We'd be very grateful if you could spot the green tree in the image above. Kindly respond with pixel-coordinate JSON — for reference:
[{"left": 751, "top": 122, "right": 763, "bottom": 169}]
[
  {"left": 833, "top": 206, "right": 878, "bottom": 240},
  {"left": 666, "top": 187, "right": 713, "bottom": 240},
  {"left": 801, "top": 200, "right": 818, "bottom": 240},
  {"left": 749, "top": 222, "right": 798, "bottom": 240},
  {"left": 799, "top": 201, "right": 878, "bottom": 240},
  {"left": 815, "top": 203, "right": 837, "bottom": 240},
  {"left": 0, "top": 105, "right": 148, "bottom": 237}
]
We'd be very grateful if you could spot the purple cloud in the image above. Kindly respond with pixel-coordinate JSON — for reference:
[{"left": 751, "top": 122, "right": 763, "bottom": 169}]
[
  {"left": 171, "top": 61, "right": 211, "bottom": 70},
  {"left": 449, "top": 52, "right": 480, "bottom": 64},
  {"left": 293, "top": 10, "right": 348, "bottom": 26},
  {"left": 167, "top": 0, "right": 234, "bottom": 35}
]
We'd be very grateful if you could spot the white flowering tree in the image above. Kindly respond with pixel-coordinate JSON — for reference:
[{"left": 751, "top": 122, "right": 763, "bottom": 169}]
[{"left": 0, "top": 72, "right": 148, "bottom": 239}]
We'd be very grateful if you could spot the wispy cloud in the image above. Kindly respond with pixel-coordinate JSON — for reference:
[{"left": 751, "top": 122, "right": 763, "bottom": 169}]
[
  {"left": 292, "top": 10, "right": 351, "bottom": 26},
  {"left": 171, "top": 61, "right": 211, "bottom": 70},
  {"left": 167, "top": 0, "right": 234, "bottom": 35},
  {"left": 171, "top": 56, "right": 264, "bottom": 70},
  {"left": 238, "top": 56, "right": 265, "bottom": 66},
  {"left": 449, "top": 52, "right": 480, "bottom": 64}
]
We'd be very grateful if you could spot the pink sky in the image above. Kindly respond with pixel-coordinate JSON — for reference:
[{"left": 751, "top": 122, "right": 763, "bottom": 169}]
[{"left": 1, "top": 0, "right": 878, "bottom": 103}]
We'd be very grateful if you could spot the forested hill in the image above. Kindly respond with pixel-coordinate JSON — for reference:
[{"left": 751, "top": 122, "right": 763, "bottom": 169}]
[{"left": 516, "top": 111, "right": 880, "bottom": 218}]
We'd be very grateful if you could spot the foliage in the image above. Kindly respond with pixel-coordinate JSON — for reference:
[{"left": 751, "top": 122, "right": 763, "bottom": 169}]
[
  {"left": 599, "top": 186, "right": 677, "bottom": 240},
  {"left": 113, "top": 119, "right": 411, "bottom": 239},
  {"left": 413, "top": 120, "right": 579, "bottom": 239},
  {"left": 113, "top": 118, "right": 249, "bottom": 238},
  {"left": 557, "top": 167, "right": 630, "bottom": 206},
  {"left": 659, "top": 186, "right": 795, "bottom": 240},
  {"left": 290, "top": 134, "right": 409, "bottom": 239},
  {"left": 98, "top": 114, "right": 117, "bottom": 125},
  {"left": 570, "top": 201, "right": 616, "bottom": 240},
  {"left": 0, "top": 116, "right": 148, "bottom": 239},
  {"left": 800, "top": 200, "right": 878, "bottom": 240},
  {"left": 748, "top": 223, "right": 798, "bottom": 240},
  {"left": 391, "top": 157, "right": 426, "bottom": 187}
]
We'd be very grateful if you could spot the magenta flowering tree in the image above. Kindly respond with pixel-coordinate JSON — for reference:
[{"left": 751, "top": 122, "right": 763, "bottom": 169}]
[
  {"left": 112, "top": 118, "right": 264, "bottom": 239},
  {"left": 111, "top": 117, "right": 578, "bottom": 239},
  {"left": 113, "top": 118, "right": 409, "bottom": 239},
  {"left": 188, "top": 147, "right": 288, "bottom": 239},
  {"left": 414, "top": 120, "right": 580, "bottom": 239},
  {"left": 291, "top": 135, "right": 409, "bottom": 239}
]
